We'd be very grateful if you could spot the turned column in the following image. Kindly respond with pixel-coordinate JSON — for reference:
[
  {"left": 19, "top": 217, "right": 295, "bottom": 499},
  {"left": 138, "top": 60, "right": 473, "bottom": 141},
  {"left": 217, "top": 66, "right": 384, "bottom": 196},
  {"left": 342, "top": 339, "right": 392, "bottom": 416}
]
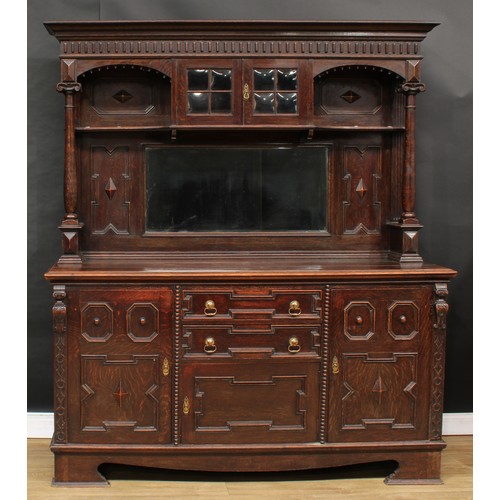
[
  {"left": 400, "top": 82, "right": 426, "bottom": 224},
  {"left": 56, "top": 80, "right": 83, "bottom": 263},
  {"left": 388, "top": 81, "right": 426, "bottom": 263}
]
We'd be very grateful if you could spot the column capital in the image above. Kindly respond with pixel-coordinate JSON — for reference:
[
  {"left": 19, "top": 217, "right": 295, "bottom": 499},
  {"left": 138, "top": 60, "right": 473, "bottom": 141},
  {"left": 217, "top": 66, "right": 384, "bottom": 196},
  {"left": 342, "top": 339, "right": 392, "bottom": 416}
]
[
  {"left": 400, "top": 81, "right": 426, "bottom": 95},
  {"left": 56, "top": 81, "right": 81, "bottom": 94}
]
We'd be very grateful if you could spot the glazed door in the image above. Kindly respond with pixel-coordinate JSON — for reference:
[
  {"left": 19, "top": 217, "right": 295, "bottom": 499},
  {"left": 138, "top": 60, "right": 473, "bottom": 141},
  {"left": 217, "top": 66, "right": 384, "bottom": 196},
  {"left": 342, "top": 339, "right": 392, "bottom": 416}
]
[
  {"left": 176, "top": 59, "right": 242, "bottom": 125},
  {"left": 328, "top": 286, "right": 433, "bottom": 442},
  {"left": 180, "top": 360, "right": 320, "bottom": 444},
  {"left": 242, "top": 59, "right": 311, "bottom": 125},
  {"left": 67, "top": 287, "right": 173, "bottom": 444}
]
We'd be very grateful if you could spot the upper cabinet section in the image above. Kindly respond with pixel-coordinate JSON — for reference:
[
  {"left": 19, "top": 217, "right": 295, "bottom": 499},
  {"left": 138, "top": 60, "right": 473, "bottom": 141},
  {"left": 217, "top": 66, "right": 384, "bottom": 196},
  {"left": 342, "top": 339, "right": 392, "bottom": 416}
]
[
  {"left": 176, "top": 59, "right": 309, "bottom": 126},
  {"left": 46, "top": 20, "right": 438, "bottom": 130}
]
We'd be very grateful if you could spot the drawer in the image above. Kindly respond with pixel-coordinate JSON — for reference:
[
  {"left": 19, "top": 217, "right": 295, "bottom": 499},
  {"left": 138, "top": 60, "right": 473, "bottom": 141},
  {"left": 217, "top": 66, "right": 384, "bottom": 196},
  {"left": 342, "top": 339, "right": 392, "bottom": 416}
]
[
  {"left": 77, "top": 288, "right": 173, "bottom": 347},
  {"left": 332, "top": 286, "right": 431, "bottom": 345},
  {"left": 182, "top": 324, "right": 321, "bottom": 358},
  {"left": 181, "top": 286, "right": 323, "bottom": 322}
]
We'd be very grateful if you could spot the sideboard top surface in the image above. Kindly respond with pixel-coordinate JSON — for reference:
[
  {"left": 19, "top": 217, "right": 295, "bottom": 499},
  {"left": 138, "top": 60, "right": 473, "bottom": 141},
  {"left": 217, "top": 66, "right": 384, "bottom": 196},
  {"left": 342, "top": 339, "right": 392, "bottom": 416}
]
[{"left": 45, "top": 255, "right": 456, "bottom": 282}]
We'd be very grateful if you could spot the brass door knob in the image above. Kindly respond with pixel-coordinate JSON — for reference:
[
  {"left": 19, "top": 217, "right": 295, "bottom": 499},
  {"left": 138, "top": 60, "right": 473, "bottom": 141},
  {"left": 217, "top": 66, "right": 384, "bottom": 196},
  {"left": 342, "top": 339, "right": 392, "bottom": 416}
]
[
  {"left": 204, "top": 300, "right": 217, "bottom": 316},
  {"left": 204, "top": 337, "right": 217, "bottom": 353},
  {"left": 288, "top": 336, "right": 301, "bottom": 353},
  {"left": 289, "top": 300, "right": 301, "bottom": 316}
]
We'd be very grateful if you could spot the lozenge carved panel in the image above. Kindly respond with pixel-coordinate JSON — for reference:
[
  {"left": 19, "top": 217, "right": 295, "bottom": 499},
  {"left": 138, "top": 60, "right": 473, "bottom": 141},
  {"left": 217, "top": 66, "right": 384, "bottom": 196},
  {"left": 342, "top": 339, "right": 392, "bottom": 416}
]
[
  {"left": 90, "top": 145, "right": 131, "bottom": 235},
  {"left": 341, "top": 145, "right": 382, "bottom": 235}
]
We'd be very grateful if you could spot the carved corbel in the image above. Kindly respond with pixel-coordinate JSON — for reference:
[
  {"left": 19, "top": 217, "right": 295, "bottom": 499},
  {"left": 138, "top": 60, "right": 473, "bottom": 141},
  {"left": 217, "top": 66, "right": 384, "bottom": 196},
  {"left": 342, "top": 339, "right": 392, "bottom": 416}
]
[
  {"left": 430, "top": 282, "right": 449, "bottom": 440},
  {"left": 56, "top": 79, "right": 84, "bottom": 263},
  {"left": 52, "top": 285, "right": 67, "bottom": 334},
  {"left": 52, "top": 285, "right": 67, "bottom": 443},
  {"left": 433, "top": 282, "right": 449, "bottom": 330}
]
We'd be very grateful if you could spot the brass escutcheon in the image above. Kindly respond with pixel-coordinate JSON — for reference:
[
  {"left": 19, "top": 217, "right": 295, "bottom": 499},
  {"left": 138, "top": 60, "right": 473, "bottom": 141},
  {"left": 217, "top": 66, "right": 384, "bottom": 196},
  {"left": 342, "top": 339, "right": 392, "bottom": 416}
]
[
  {"left": 162, "top": 358, "right": 170, "bottom": 377},
  {"left": 243, "top": 83, "right": 250, "bottom": 101},
  {"left": 183, "top": 396, "right": 190, "bottom": 415},
  {"left": 332, "top": 356, "right": 340, "bottom": 375}
]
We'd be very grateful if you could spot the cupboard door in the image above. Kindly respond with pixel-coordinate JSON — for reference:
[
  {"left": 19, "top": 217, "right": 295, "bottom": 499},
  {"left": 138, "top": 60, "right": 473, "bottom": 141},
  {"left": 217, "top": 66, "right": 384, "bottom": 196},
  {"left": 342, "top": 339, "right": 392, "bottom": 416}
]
[
  {"left": 67, "top": 288, "right": 173, "bottom": 444},
  {"left": 176, "top": 59, "right": 242, "bottom": 125},
  {"left": 242, "top": 59, "right": 311, "bottom": 125},
  {"left": 328, "top": 286, "right": 432, "bottom": 442},
  {"left": 180, "top": 360, "right": 320, "bottom": 444}
]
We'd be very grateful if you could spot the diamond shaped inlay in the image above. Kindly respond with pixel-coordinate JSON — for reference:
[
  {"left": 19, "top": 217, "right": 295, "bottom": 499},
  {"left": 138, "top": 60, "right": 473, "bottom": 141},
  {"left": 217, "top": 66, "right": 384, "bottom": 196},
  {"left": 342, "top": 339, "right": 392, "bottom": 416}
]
[
  {"left": 372, "top": 374, "right": 387, "bottom": 404},
  {"left": 112, "top": 89, "right": 133, "bottom": 103},
  {"left": 355, "top": 178, "right": 368, "bottom": 200},
  {"left": 341, "top": 90, "right": 361, "bottom": 104},
  {"left": 105, "top": 177, "right": 117, "bottom": 200},
  {"left": 112, "top": 380, "right": 129, "bottom": 408}
]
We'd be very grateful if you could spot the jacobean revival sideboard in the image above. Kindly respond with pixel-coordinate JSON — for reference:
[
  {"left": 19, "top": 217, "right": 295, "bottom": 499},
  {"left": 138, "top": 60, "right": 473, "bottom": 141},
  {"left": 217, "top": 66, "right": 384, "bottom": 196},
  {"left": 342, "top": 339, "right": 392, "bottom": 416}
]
[{"left": 44, "top": 20, "right": 456, "bottom": 486}]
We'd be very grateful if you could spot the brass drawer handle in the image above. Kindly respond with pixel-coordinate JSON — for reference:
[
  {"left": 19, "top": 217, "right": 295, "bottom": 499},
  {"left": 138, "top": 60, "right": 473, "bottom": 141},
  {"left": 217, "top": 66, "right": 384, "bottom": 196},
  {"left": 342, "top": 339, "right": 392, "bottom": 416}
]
[
  {"left": 204, "top": 300, "right": 217, "bottom": 316},
  {"left": 204, "top": 337, "right": 217, "bottom": 354},
  {"left": 289, "top": 300, "right": 301, "bottom": 316},
  {"left": 243, "top": 83, "right": 250, "bottom": 101},
  {"left": 288, "top": 336, "right": 301, "bottom": 353}
]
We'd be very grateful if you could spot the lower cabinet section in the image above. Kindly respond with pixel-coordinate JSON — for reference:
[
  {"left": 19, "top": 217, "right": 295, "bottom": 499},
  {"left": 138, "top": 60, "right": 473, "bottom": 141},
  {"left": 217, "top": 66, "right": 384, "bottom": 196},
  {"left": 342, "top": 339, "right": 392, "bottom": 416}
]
[
  {"left": 328, "top": 285, "right": 433, "bottom": 442},
  {"left": 51, "top": 280, "right": 449, "bottom": 484},
  {"left": 67, "top": 287, "right": 173, "bottom": 444},
  {"left": 180, "top": 360, "right": 320, "bottom": 444}
]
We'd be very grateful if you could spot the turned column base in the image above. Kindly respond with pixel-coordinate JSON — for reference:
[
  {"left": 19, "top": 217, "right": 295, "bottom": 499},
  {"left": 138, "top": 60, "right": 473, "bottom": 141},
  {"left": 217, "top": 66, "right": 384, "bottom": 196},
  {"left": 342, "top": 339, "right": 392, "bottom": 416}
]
[{"left": 387, "top": 221, "right": 423, "bottom": 264}]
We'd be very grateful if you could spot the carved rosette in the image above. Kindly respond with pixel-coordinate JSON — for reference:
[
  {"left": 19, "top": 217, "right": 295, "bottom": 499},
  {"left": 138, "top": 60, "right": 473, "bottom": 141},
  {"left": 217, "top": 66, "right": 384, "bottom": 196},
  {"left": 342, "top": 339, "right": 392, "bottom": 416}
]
[
  {"left": 52, "top": 285, "right": 67, "bottom": 443},
  {"left": 430, "top": 283, "right": 449, "bottom": 440}
]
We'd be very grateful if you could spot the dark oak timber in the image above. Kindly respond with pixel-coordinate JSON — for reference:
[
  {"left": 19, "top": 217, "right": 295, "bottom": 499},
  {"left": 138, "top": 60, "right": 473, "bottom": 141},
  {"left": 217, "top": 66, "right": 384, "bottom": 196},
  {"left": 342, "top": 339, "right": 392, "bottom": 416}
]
[{"left": 44, "top": 20, "right": 454, "bottom": 487}]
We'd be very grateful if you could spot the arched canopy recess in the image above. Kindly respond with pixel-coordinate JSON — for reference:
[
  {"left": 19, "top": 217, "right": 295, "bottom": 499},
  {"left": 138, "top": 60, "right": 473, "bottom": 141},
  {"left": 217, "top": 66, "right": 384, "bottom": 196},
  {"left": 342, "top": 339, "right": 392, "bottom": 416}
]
[
  {"left": 313, "top": 64, "right": 405, "bottom": 128},
  {"left": 76, "top": 63, "right": 172, "bottom": 128}
]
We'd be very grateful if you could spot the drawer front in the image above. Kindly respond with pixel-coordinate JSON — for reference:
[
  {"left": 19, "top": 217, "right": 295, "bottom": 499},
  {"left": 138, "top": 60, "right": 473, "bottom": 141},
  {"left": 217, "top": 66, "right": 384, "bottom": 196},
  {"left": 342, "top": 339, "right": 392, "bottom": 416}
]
[
  {"left": 181, "top": 286, "right": 323, "bottom": 323},
  {"left": 328, "top": 285, "right": 433, "bottom": 443},
  {"left": 182, "top": 324, "right": 321, "bottom": 358},
  {"left": 67, "top": 287, "right": 174, "bottom": 444},
  {"left": 180, "top": 360, "right": 320, "bottom": 444}
]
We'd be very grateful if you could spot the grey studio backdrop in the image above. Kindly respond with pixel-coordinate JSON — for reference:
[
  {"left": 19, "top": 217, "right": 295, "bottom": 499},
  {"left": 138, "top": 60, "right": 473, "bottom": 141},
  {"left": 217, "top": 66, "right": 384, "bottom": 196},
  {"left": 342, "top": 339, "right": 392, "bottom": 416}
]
[{"left": 27, "top": 1, "right": 472, "bottom": 414}]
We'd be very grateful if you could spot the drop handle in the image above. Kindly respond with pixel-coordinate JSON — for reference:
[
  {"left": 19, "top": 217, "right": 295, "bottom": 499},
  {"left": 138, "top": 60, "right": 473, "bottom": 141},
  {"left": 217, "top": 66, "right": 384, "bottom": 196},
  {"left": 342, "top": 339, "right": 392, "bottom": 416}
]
[
  {"left": 289, "top": 300, "right": 301, "bottom": 316},
  {"left": 204, "top": 337, "right": 217, "bottom": 354},
  {"left": 288, "top": 336, "right": 301, "bottom": 353},
  {"left": 204, "top": 300, "right": 217, "bottom": 316}
]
